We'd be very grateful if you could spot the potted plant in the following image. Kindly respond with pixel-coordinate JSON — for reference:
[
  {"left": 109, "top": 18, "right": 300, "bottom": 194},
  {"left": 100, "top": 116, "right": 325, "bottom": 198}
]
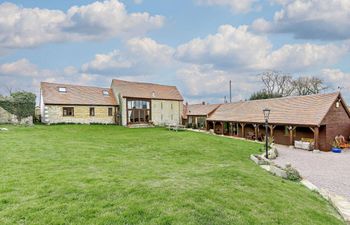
[{"left": 331, "top": 141, "right": 342, "bottom": 153}]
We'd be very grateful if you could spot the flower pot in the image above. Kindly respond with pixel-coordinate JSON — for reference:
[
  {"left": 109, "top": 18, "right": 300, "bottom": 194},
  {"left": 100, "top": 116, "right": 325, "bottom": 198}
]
[{"left": 331, "top": 147, "right": 342, "bottom": 153}]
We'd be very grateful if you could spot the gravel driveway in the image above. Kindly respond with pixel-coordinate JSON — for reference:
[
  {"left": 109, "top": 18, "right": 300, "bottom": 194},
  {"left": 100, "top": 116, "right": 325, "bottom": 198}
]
[{"left": 272, "top": 145, "right": 350, "bottom": 201}]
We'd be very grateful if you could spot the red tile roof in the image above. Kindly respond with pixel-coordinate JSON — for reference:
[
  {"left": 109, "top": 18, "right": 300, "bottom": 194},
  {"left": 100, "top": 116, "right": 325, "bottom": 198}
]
[
  {"left": 41, "top": 82, "right": 117, "bottom": 106},
  {"left": 111, "top": 79, "right": 183, "bottom": 101},
  {"left": 186, "top": 103, "right": 221, "bottom": 116},
  {"left": 208, "top": 92, "right": 346, "bottom": 126}
]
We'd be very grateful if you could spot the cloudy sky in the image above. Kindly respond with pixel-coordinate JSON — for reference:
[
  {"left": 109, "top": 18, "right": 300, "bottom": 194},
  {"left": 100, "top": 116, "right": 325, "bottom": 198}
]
[{"left": 0, "top": 0, "right": 350, "bottom": 103}]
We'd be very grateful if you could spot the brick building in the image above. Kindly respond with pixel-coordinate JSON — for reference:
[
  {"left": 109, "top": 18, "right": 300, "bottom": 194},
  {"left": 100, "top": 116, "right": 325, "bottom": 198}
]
[{"left": 206, "top": 92, "right": 350, "bottom": 151}]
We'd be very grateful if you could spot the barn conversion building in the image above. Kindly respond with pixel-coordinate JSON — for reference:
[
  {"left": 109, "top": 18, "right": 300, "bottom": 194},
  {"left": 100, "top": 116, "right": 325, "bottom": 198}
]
[
  {"left": 183, "top": 103, "right": 221, "bottom": 129},
  {"left": 40, "top": 80, "right": 183, "bottom": 126},
  {"left": 40, "top": 82, "right": 118, "bottom": 124},
  {"left": 205, "top": 92, "right": 350, "bottom": 151}
]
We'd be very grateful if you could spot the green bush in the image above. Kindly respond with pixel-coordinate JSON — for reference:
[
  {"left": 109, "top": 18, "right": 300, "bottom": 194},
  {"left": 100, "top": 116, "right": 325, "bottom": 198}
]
[
  {"left": 285, "top": 164, "right": 302, "bottom": 181},
  {"left": 0, "top": 91, "right": 36, "bottom": 123}
]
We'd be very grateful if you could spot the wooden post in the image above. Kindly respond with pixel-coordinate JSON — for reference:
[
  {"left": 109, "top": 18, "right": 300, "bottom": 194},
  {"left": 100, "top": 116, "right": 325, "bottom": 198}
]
[
  {"left": 289, "top": 126, "right": 296, "bottom": 146},
  {"left": 205, "top": 120, "right": 208, "bottom": 130},
  {"left": 229, "top": 122, "right": 232, "bottom": 136},
  {"left": 213, "top": 122, "right": 216, "bottom": 134},
  {"left": 310, "top": 127, "right": 320, "bottom": 150},
  {"left": 221, "top": 122, "right": 224, "bottom": 135},
  {"left": 253, "top": 124, "right": 258, "bottom": 141},
  {"left": 269, "top": 125, "right": 276, "bottom": 138},
  {"left": 240, "top": 123, "right": 246, "bottom": 138}
]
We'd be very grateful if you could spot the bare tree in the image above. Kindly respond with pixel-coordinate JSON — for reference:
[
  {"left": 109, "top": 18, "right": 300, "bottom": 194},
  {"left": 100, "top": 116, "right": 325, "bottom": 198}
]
[
  {"left": 293, "top": 76, "right": 327, "bottom": 96},
  {"left": 1, "top": 84, "right": 15, "bottom": 95},
  {"left": 260, "top": 71, "right": 294, "bottom": 96}
]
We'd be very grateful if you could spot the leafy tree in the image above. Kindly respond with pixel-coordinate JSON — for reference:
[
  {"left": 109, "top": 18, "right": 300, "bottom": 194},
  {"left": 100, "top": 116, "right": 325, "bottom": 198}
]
[
  {"left": 249, "top": 90, "right": 282, "bottom": 100},
  {"left": 0, "top": 91, "right": 36, "bottom": 123}
]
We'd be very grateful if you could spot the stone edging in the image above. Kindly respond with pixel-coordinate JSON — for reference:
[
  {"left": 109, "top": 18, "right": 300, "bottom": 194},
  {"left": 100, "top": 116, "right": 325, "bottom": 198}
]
[
  {"left": 301, "top": 180, "right": 350, "bottom": 224},
  {"left": 186, "top": 130, "right": 350, "bottom": 223},
  {"left": 250, "top": 154, "right": 350, "bottom": 224}
]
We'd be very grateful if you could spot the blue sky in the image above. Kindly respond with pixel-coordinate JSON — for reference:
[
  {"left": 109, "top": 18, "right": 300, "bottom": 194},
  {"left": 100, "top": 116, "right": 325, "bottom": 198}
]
[{"left": 0, "top": 0, "right": 349, "bottom": 103}]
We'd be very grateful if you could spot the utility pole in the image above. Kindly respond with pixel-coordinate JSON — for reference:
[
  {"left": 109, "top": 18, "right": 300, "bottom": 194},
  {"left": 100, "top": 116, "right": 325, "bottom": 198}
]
[{"left": 229, "top": 80, "right": 232, "bottom": 103}]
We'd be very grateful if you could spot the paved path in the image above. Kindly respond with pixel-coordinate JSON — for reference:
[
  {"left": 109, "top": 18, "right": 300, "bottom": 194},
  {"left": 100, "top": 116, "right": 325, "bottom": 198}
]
[{"left": 272, "top": 145, "right": 350, "bottom": 201}]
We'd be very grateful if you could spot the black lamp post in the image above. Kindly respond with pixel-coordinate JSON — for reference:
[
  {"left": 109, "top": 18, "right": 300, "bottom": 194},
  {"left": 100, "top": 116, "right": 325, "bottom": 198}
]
[{"left": 263, "top": 108, "right": 271, "bottom": 159}]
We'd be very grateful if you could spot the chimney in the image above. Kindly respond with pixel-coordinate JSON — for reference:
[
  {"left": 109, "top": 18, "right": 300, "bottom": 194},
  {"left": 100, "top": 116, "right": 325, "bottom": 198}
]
[{"left": 202, "top": 101, "right": 205, "bottom": 105}]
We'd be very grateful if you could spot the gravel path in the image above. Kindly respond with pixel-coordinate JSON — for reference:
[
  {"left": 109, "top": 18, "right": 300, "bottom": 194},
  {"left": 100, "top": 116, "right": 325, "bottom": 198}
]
[{"left": 272, "top": 145, "right": 350, "bottom": 201}]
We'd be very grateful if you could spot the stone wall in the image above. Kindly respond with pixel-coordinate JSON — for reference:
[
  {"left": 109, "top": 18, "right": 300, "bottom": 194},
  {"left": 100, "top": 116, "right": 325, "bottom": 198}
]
[
  {"left": 42, "top": 105, "right": 116, "bottom": 124},
  {"left": 151, "top": 100, "right": 183, "bottom": 126},
  {"left": 0, "top": 107, "right": 33, "bottom": 125}
]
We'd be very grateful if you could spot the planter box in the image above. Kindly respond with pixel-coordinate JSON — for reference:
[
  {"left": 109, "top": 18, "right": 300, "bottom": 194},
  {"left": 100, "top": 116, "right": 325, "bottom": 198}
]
[{"left": 294, "top": 140, "right": 313, "bottom": 151}]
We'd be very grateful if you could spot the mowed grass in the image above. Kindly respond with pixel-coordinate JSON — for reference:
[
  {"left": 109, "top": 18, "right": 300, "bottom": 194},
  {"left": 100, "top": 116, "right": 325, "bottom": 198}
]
[{"left": 0, "top": 125, "right": 344, "bottom": 225}]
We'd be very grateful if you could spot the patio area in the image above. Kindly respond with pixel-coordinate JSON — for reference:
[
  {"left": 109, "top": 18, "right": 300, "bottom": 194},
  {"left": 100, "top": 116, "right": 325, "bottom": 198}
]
[{"left": 272, "top": 145, "right": 350, "bottom": 201}]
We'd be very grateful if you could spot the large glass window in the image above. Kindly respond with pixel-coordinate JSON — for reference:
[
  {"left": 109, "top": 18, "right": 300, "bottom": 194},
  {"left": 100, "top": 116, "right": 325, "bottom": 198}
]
[{"left": 127, "top": 99, "right": 151, "bottom": 124}]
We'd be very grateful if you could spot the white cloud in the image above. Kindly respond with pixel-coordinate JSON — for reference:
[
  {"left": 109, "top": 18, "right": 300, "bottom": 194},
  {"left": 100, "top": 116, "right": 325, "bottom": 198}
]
[
  {"left": 175, "top": 25, "right": 347, "bottom": 72},
  {"left": 252, "top": 0, "right": 350, "bottom": 40},
  {"left": 82, "top": 37, "right": 176, "bottom": 75},
  {"left": 0, "top": 59, "right": 114, "bottom": 96},
  {"left": 266, "top": 43, "right": 347, "bottom": 72},
  {"left": 176, "top": 25, "right": 271, "bottom": 70},
  {"left": 0, "top": 0, "right": 164, "bottom": 50},
  {"left": 0, "top": 59, "right": 55, "bottom": 78},
  {"left": 196, "top": 0, "right": 258, "bottom": 13},
  {"left": 176, "top": 64, "right": 260, "bottom": 102},
  {"left": 321, "top": 69, "right": 350, "bottom": 93}
]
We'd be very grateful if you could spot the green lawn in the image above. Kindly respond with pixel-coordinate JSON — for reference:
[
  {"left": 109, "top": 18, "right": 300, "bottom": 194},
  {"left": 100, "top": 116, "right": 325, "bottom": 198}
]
[{"left": 0, "top": 125, "right": 344, "bottom": 225}]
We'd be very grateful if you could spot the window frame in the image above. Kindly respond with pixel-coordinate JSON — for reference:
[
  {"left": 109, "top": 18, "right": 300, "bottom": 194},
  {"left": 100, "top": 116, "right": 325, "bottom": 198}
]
[
  {"left": 126, "top": 98, "right": 151, "bottom": 124},
  {"left": 108, "top": 107, "right": 113, "bottom": 116},
  {"left": 63, "top": 107, "right": 74, "bottom": 117},
  {"left": 89, "top": 107, "right": 95, "bottom": 117}
]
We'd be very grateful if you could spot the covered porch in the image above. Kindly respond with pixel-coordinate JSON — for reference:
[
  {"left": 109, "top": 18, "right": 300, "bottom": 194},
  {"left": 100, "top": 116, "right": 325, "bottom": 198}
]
[{"left": 206, "top": 120, "right": 323, "bottom": 150}]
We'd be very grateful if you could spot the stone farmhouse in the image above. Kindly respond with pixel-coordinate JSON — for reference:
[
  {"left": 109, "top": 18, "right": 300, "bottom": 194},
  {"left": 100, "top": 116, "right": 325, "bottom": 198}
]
[{"left": 40, "top": 79, "right": 183, "bottom": 126}]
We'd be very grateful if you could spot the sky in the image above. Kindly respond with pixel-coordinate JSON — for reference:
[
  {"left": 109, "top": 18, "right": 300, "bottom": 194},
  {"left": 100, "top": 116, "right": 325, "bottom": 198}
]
[{"left": 0, "top": 0, "right": 350, "bottom": 104}]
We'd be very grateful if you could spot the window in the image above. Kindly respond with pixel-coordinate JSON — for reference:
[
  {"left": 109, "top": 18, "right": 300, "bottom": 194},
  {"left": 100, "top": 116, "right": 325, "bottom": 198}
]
[
  {"left": 171, "top": 114, "right": 173, "bottom": 120},
  {"left": 108, "top": 108, "right": 113, "bottom": 116},
  {"left": 171, "top": 103, "right": 173, "bottom": 110},
  {"left": 126, "top": 99, "right": 151, "bottom": 124},
  {"left": 102, "top": 90, "right": 109, "bottom": 96},
  {"left": 58, "top": 87, "right": 67, "bottom": 93},
  {"left": 161, "top": 102, "right": 163, "bottom": 110},
  {"left": 63, "top": 107, "right": 74, "bottom": 116},
  {"left": 90, "top": 107, "right": 95, "bottom": 116}
]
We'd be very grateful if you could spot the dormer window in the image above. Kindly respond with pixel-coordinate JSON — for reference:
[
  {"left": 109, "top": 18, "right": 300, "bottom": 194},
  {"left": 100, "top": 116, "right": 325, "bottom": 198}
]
[
  {"left": 58, "top": 87, "right": 67, "bottom": 93},
  {"left": 103, "top": 90, "right": 109, "bottom": 96}
]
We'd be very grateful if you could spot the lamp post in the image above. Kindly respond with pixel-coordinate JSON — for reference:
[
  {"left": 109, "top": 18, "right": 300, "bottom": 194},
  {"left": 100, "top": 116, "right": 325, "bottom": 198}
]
[{"left": 263, "top": 108, "right": 271, "bottom": 159}]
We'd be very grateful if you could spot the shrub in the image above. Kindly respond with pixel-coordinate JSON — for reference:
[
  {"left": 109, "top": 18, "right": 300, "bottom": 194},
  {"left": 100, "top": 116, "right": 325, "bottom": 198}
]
[
  {"left": 285, "top": 164, "right": 301, "bottom": 181},
  {"left": 0, "top": 92, "right": 36, "bottom": 123}
]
